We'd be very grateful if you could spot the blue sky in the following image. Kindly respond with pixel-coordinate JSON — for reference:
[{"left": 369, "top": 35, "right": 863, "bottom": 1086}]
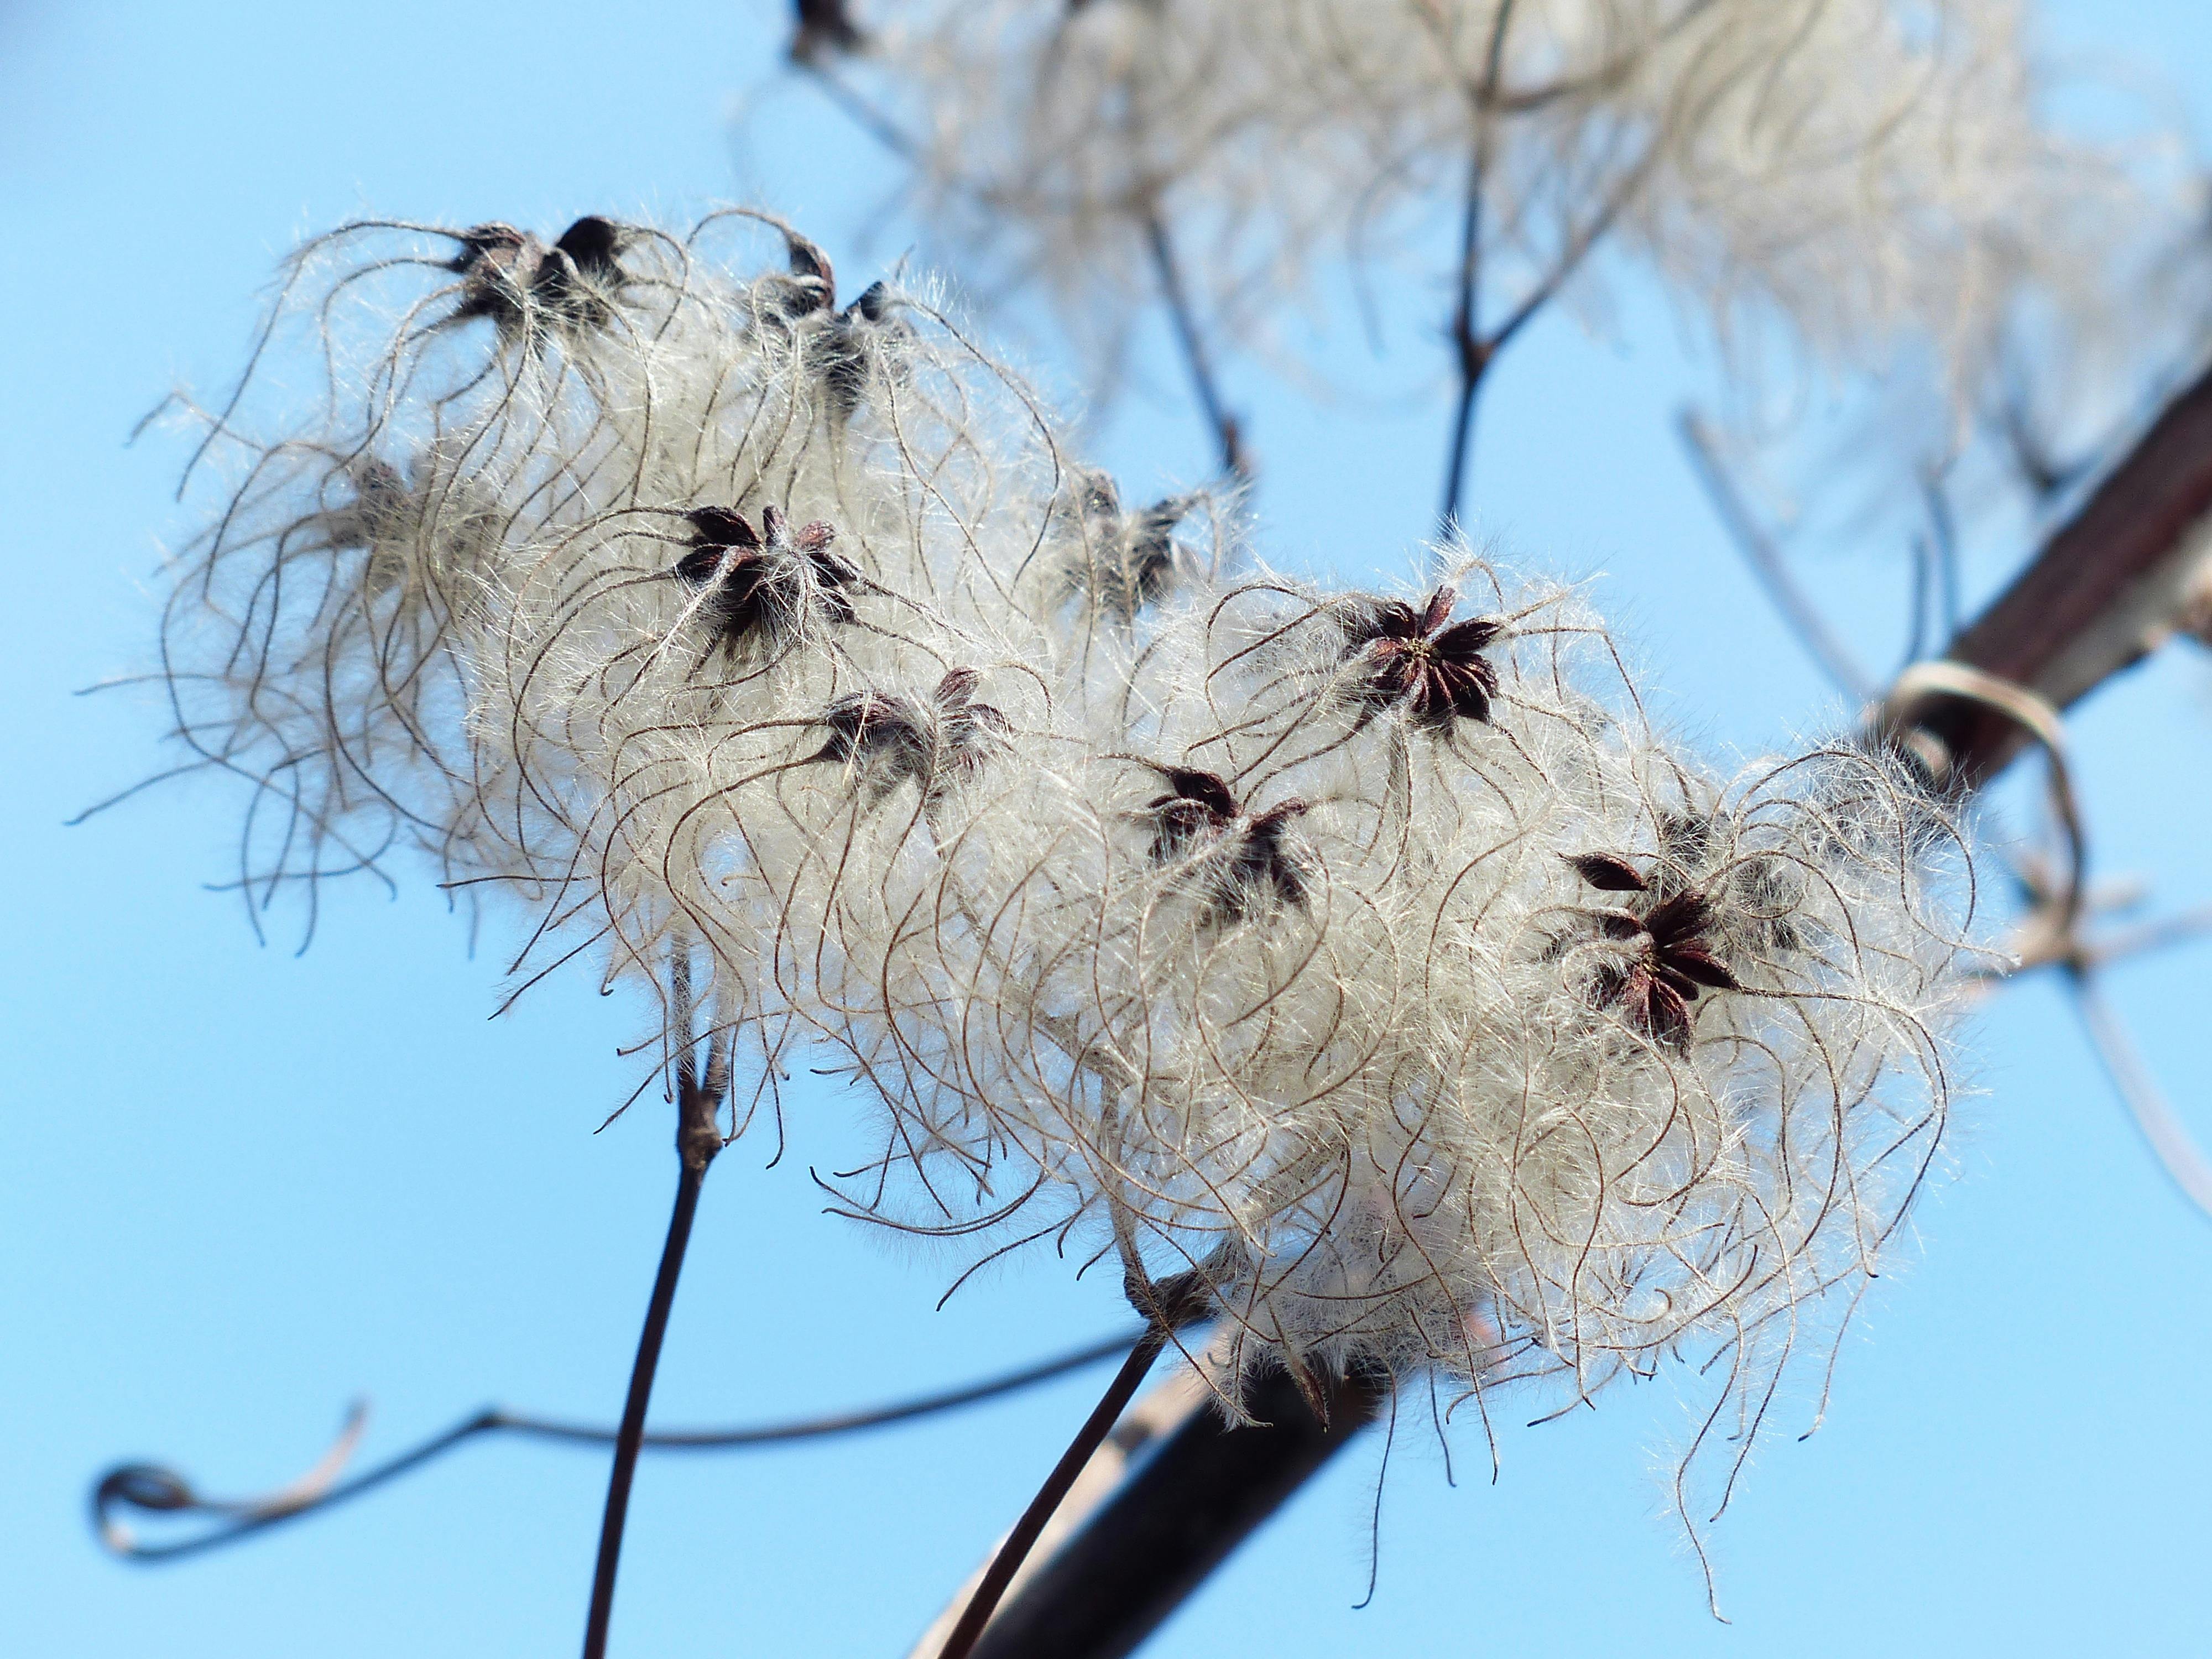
[{"left": 4, "top": 2, "right": 2211, "bottom": 1655}]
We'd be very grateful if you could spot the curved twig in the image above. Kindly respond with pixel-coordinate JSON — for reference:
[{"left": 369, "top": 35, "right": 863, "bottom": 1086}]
[
  {"left": 1677, "top": 409, "right": 1877, "bottom": 702},
  {"left": 2067, "top": 971, "right": 2212, "bottom": 1222},
  {"left": 92, "top": 1330, "right": 1145, "bottom": 1564}
]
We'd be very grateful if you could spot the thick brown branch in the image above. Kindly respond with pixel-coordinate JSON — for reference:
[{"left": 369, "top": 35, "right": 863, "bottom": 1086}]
[
  {"left": 1890, "top": 359, "right": 2212, "bottom": 786},
  {"left": 964, "top": 1364, "right": 1386, "bottom": 1659}
]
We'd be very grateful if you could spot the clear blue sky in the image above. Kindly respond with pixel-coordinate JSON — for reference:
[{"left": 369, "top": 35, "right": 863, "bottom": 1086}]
[{"left": 4, "top": 3, "right": 2211, "bottom": 1654}]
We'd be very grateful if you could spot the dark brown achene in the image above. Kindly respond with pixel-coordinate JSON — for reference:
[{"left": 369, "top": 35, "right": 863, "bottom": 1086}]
[
  {"left": 816, "top": 280, "right": 905, "bottom": 422},
  {"left": 448, "top": 217, "right": 630, "bottom": 340},
  {"left": 807, "top": 667, "right": 1012, "bottom": 806},
  {"left": 674, "top": 504, "right": 857, "bottom": 661},
  {"left": 1138, "top": 765, "right": 1313, "bottom": 924},
  {"left": 790, "top": 0, "right": 866, "bottom": 63},
  {"left": 1568, "top": 854, "right": 1740, "bottom": 1048},
  {"left": 754, "top": 231, "right": 841, "bottom": 327},
  {"left": 1339, "top": 585, "right": 1503, "bottom": 731},
  {"left": 1062, "top": 471, "right": 1206, "bottom": 621},
  {"left": 1140, "top": 765, "right": 1241, "bottom": 862}
]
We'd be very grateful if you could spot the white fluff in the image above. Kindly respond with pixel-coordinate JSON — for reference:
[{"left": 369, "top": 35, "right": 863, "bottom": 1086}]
[{"left": 155, "top": 210, "right": 1982, "bottom": 1584}]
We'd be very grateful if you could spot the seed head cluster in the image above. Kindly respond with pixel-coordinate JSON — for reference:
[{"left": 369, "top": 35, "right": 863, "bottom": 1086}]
[
  {"left": 842, "top": 0, "right": 2156, "bottom": 402},
  {"left": 156, "top": 208, "right": 1977, "bottom": 1557}
]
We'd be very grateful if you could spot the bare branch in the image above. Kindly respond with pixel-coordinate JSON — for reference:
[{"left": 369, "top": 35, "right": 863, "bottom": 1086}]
[
  {"left": 2084, "top": 902, "right": 2212, "bottom": 971},
  {"left": 1436, "top": 0, "right": 1520, "bottom": 539},
  {"left": 1143, "top": 213, "right": 1246, "bottom": 482},
  {"left": 1677, "top": 410, "right": 1879, "bottom": 702},
  {"left": 92, "top": 1331, "right": 1145, "bottom": 1564},
  {"left": 2068, "top": 969, "right": 2212, "bottom": 1222}
]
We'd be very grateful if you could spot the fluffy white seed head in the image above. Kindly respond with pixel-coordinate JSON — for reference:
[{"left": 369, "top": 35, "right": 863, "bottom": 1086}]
[
  {"left": 151, "top": 209, "right": 1981, "bottom": 1571},
  {"left": 847, "top": 0, "right": 2166, "bottom": 415}
]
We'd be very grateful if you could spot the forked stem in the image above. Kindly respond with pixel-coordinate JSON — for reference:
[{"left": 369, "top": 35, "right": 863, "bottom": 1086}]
[{"left": 1144, "top": 212, "right": 1246, "bottom": 481}]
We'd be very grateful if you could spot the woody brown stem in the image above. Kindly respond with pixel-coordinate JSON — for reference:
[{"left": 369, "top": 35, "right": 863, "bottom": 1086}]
[{"left": 1890, "top": 359, "right": 2212, "bottom": 786}]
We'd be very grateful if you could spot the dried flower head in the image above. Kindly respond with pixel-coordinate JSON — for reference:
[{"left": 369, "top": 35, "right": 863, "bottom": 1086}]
[
  {"left": 807, "top": 667, "right": 1013, "bottom": 807},
  {"left": 1337, "top": 584, "right": 1502, "bottom": 732},
  {"left": 1135, "top": 763, "right": 1314, "bottom": 924},
  {"left": 449, "top": 215, "right": 632, "bottom": 341},
  {"left": 142, "top": 207, "right": 1983, "bottom": 1588},
  {"left": 1561, "top": 855, "right": 1742, "bottom": 1048},
  {"left": 674, "top": 505, "right": 858, "bottom": 663}
]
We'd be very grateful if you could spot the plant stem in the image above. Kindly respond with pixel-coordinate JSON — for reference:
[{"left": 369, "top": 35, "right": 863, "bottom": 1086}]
[
  {"left": 1438, "top": 149, "right": 1489, "bottom": 540},
  {"left": 581, "top": 1151, "right": 708, "bottom": 1659},
  {"left": 1144, "top": 212, "right": 1246, "bottom": 481},
  {"left": 92, "top": 1329, "right": 1150, "bottom": 1566},
  {"left": 581, "top": 985, "right": 724, "bottom": 1659},
  {"left": 933, "top": 1327, "right": 1168, "bottom": 1659},
  {"left": 1436, "top": 0, "right": 1517, "bottom": 541}
]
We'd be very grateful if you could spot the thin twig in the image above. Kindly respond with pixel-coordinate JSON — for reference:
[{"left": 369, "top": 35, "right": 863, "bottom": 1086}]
[
  {"left": 903, "top": 1366, "right": 1211, "bottom": 1659},
  {"left": 950, "top": 1362, "right": 1389, "bottom": 1659},
  {"left": 1918, "top": 463, "right": 1964, "bottom": 638},
  {"left": 1902, "top": 533, "right": 1934, "bottom": 671},
  {"left": 1436, "top": 0, "right": 1519, "bottom": 540},
  {"left": 1142, "top": 213, "right": 1245, "bottom": 481},
  {"left": 1438, "top": 155, "right": 1645, "bottom": 539},
  {"left": 934, "top": 1272, "right": 1209, "bottom": 1659},
  {"left": 2081, "top": 902, "right": 2212, "bottom": 972},
  {"left": 2067, "top": 969, "right": 2212, "bottom": 1221},
  {"left": 1677, "top": 409, "right": 1879, "bottom": 702},
  {"left": 933, "top": 1331, "right": 1167, "bottom": 1659},
  {"left": 1996, "top": 373, "right": 2089, "bottom": 503},
  {"left": 1915, "top": 693, "right": 2212, "bottom": 1220},
  {"left": 92, "top": 1332, "right": 1144, "bottom": 1563},
  {"left": 797, "top": 63, "right": 917, "bottom": 159},
  {"left": 582, "top": 955, "right": 728, "bottom": 1659}
]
